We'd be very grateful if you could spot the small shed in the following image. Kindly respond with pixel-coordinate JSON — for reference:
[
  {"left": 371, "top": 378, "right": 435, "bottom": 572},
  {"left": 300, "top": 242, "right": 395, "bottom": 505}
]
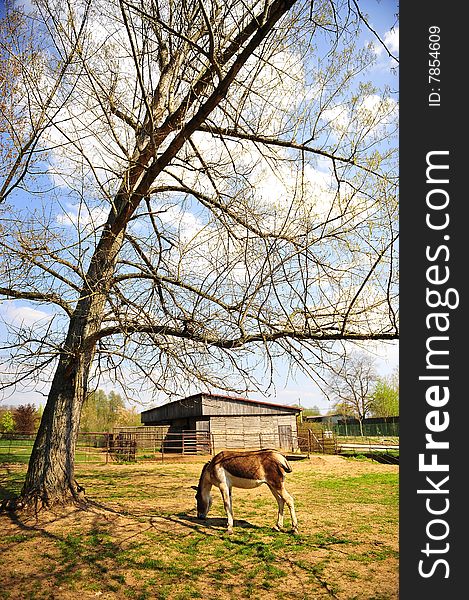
[
  {"left": 304, "top": 413, "right": 345, "bottom": 426},
  {"left": 140, "top": 393, "right": 302, "bottom": 452}
]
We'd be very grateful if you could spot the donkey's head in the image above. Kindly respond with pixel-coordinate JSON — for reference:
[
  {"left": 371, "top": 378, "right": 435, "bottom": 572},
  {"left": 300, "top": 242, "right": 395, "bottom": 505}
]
[{"left": 194, "top": 461, "right": 213, "bottom": 519}]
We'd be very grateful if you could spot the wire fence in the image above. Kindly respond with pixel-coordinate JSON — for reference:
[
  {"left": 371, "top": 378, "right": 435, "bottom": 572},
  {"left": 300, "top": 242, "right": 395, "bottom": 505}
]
[
  {"left": 0, "top": 432, "right": 111, "bottom": 464},
  {"left": 333, "top": 422, "right": 399, "bottom": 437},
  {"left": 0, "top": 428, "right": 399, "bottom": 464},
  {"left": 0, "top": 430, "right": 243, "bottom": 464}
]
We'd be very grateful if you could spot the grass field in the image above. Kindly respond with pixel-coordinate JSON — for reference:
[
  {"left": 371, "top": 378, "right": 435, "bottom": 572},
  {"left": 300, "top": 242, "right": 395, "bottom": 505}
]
[{"left": 0, "top": 455, "right": 398, "bottom": 599}]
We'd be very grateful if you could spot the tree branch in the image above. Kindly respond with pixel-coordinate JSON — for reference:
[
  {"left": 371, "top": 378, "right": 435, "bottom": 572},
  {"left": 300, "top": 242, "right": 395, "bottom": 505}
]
[
  {"left": 0, "top": 287, "right": 74, "bottom": 317},
  {"left": 196, "top": 124, "right": 389, "bottom": 179},
  {"left": 90, "top": 322, "right": 398, "bottom": 349}
]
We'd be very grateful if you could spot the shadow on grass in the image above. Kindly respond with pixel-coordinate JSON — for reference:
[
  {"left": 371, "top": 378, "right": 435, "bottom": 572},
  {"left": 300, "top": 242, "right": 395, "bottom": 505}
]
[
  {"left": 0, "top": 454, "right": 31, "bottom": 466},
  {"left": 0, "top": 465, "right": 26, "bottom": 502},
  {"left": 85, "top": 499, "right": 262, "bottom": 534},
  {"left": 166, "top": 512, "right": 262, "bottom": 532},
  {"left": 0, "top": 499, "right": 346, "bottom": 599}
]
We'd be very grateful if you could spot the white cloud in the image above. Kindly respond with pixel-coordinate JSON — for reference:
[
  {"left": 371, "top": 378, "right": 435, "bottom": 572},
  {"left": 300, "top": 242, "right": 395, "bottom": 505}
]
[
  {"left": 384, "top": 28, "right": 399, "bottom": 55},
  {"left": 321, "top": 104, "right": 350, "bottom": 133},
  {"left": 373, "top": 27, "right": 399, "bottom": 57},
  {"left": 152, "top": 202, "right": 205, "bottom": 243},
  {"left": 321, "top": 93, "right": 397, "bottom": 144},
  {"left": 1, "top": 304, "right": 53, "bottom": 327},
  {"left": 56, "top": 202, "right": 109, "bottom": 231},
  {"left": 373, "top": 341, "right": 399, "bottom": 375}
]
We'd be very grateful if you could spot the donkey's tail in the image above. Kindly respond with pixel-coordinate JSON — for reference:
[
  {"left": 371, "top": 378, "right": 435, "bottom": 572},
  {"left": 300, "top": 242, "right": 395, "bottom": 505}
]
[{"left": 278, "top": 453, "right": 293, "bottom": 473}]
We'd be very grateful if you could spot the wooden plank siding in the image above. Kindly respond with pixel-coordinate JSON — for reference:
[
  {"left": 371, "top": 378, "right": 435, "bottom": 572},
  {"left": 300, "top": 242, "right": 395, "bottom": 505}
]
[
  {"left": 141, "top": 393, "right": 300, "bottom": 424},
  {"left": 141, "top": 396, "right": 203, "bottom": 424},
  {"left": 209, "top": 414, "right": 299, "bottom": 452}
]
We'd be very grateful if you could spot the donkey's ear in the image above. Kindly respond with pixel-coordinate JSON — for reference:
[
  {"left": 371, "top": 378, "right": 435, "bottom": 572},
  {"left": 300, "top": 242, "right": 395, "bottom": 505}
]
[{"left": 190, "top": 485, "right": 198, "bottom": 490}]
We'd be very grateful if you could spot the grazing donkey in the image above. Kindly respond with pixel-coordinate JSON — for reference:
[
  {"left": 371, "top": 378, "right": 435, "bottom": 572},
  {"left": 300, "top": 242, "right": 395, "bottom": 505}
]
[{"left": 194, "top": 449, "right": 298, "bottom": 534}]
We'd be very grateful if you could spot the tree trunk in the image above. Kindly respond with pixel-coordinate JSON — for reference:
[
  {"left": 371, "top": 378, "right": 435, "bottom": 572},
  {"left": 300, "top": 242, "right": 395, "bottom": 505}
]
[
  {"left": 6, "top": 225, "right": 126, "bottom": 510},
  {"left": 17, "top": 357, "right": 89, "bottom": 509},
  {"left": 359, "top": 418, "right": 364, "bottom": 437}
]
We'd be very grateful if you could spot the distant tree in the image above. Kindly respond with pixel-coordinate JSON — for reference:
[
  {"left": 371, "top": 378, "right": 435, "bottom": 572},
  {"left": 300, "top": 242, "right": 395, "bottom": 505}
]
[
  {"left": 301, "top": 406, "right": 321, "bottom": 418},
  {"left": 325, "top": 352, "right": 378, "bottom": 436},
  {"left": 371, "top": 369, "right": 399, "bottom": 417},
  {"left": 80, "top": 389, "right": 103, "bottom": 432},
  {"left": 80, "top": 389, "right": 139, "bottom": 432},
  {"left": 298, "top": 404, "right": 321, "bottom": 426},
  {"left": 13, "top": 404, "right": 39, "bottom": 433},
  {"left": 0, "top": 410, "right": 15, "bottom": 433},
  {"left": 115, "top": 405, "right": 141, "bottom": 428},
  {"left": 327, "top": 400, "right": 355, "bottom": 418}
]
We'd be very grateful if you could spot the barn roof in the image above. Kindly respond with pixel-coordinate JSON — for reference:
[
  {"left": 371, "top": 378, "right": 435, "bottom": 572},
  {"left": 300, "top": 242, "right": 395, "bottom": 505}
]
[
  {"left": 192, "top": 392, "right": 302, "bottom": 412},
  {"left": 141, "top": 392, "right": 301, "bottom": 424}
]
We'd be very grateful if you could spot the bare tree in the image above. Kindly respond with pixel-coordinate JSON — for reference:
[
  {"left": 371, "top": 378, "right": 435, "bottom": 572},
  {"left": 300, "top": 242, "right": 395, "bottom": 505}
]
[
  {"left": 0, "top": 0, "right": 398, "bottom": 509},
  {"left": 324, "top": 352, "right": 379, "bottom": 436}
]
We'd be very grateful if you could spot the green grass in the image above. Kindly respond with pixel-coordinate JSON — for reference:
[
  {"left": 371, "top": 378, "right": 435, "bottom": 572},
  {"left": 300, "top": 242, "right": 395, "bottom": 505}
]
[
  {"left": 0, "top": 439, "right": 33, "bottom": 464},
  {"left": 336, "top": 435, "right": 399, "bottom": 445}
]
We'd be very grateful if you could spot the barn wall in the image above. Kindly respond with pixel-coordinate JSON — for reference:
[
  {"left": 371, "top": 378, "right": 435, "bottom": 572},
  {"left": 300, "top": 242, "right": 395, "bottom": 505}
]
[
  {"left": 140, "top": 394, "right": 301, "bottom": 453},
  {"left": 209, "top": 414, "right": 299, "bottom": 452}
]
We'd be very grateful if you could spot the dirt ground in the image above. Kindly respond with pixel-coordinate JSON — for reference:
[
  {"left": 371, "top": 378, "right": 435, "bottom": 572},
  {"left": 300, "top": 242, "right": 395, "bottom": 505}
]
[{"left": 0, "top": 455, "right": 398, "bottom": 600}]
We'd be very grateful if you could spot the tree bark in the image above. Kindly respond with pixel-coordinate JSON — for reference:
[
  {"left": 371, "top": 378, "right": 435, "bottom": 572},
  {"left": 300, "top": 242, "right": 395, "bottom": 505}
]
[
  {"left": 17, "top": 358, "right": 89, "bottom": 508},
  {"left": 9, "top": 222, "right": 127, "bottom": 509}
]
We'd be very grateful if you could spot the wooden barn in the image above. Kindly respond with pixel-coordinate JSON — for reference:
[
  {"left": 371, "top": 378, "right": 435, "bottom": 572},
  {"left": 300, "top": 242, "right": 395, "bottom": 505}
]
[{"left": 140, "top": 393, "right": 302, "bottom": 453}]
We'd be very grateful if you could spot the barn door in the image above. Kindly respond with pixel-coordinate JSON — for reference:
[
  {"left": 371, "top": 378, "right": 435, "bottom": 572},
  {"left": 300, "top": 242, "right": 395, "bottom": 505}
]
[{"left": 278, "top": 425, "right": 293, "bottom": 451}]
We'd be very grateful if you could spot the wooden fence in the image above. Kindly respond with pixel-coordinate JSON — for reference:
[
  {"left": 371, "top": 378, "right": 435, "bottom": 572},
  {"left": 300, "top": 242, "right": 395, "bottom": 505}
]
[
  {"left": 2, "top": 429, "right": 303, "bottom": 464},
  {"left": 297, "top": 430, "right": 338, "bottom": 454}
]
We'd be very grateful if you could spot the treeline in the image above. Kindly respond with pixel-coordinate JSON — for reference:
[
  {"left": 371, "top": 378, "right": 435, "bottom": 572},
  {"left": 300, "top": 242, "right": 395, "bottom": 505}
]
[
  {"left": 80, "top": 389, "right": 141, "bottom": 432},
  {"left": 0, "top": 404, "right": 40, "bottom": 434},
  {"left": 0, "top": 390, "right": 141, "bottom": 434}
]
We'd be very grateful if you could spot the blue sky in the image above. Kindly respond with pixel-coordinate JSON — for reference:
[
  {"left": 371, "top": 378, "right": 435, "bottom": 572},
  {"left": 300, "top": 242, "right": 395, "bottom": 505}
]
[{"left": 267, "top": 0, "right": 399, "bottom": 412}]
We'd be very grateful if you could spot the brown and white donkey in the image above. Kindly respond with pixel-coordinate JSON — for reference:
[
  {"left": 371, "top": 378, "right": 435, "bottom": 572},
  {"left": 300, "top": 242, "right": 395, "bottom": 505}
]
[{"left": 194, "top": 449, "right": 298, "bottom": 534}]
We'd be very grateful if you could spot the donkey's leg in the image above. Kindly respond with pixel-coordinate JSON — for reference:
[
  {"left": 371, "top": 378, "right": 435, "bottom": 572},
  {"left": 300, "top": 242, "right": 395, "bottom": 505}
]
[
  {"left": 268, "top": 485, "right": 286, "bottom": 530},
  {"left": 280, "top": 485, "right": 298, "bottom": 533},
  {"left": 219, "top": 483, "right": 234, "bottom": 533}
]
